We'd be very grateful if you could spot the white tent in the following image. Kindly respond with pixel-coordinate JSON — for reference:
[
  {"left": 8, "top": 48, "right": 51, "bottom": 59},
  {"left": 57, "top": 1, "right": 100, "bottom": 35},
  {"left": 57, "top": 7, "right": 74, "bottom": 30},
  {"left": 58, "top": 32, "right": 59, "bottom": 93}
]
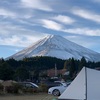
[{"left": 58, "top": 67, "right": 100, "bottom": 100}]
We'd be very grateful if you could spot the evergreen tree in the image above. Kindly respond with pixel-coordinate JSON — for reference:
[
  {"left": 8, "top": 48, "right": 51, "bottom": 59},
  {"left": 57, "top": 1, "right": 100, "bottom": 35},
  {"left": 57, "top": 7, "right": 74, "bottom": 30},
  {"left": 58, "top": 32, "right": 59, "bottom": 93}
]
[
  {"left": 0, "top": 62, "right": 14, "bottom": 80},
  {"left": 14, "top": 65, "right": 29, "bottom": 81},
  {"left": 79, "top": 57, "right": 87, "bottom": 71},
  {"left": 69, "top": 58, "right": 76, "bottom": 78},
  {"left": 64, "top": 59, "right": 71, "bottom": 70}
]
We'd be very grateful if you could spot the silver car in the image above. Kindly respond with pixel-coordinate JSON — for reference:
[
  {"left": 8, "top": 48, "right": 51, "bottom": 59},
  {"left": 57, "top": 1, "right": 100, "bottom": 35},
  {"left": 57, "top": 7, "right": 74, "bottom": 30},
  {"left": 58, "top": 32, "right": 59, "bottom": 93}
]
[{"left": 48, "top": 82, "right": 70, "bottom": 96}]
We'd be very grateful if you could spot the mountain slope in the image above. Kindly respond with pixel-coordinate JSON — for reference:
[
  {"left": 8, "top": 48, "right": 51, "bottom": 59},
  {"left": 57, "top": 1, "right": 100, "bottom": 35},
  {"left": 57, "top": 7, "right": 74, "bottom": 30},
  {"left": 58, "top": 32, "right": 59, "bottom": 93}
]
[{"left": 7, "top": 35, "right": 100, "bottom": 62}]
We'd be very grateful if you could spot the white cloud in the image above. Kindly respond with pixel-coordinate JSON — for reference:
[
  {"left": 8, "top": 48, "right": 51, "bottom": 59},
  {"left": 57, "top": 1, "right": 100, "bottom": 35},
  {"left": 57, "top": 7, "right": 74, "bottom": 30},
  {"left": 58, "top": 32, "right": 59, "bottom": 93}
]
[
  {"left": 21, "top": 0, "right": 53, "bottom": 11},
  {"left": 72, "top": 8, "right": 100, "bottom": 23},
  {"left": 15, "top": 49, "right": 20, "bottom": 52},
  {"left": 0, "top": 22, "right": 46, "bottom": 47},
  {"left": 0, "top": 7, "right": 33, "bottom": 19},
  {"left": 0, "top": 8, "right": 17, "bottom": 18},
  {"left": 0, "top": 35, "right": 22, "bottom": 46},
  {"left": 41, "top": 19, "right": 63, "bottom": 31},
  {"left": 64, "top": 28, "right": 100, "bottom": 36},
  {"left": 40, "top": 18, "right": 100, "bottom": 36},
  {"left": 0, "top": 34, "right": 45, "bottom": 47},
  {"left": 53, "top": 15, "right": 75, "bottom": 24}
]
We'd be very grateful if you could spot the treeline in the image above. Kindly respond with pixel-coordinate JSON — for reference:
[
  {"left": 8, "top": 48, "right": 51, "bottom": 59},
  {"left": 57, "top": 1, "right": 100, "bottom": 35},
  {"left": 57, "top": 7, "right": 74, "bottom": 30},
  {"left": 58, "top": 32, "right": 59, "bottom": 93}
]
[
  {"left": 0, "top": 56, "right": 100, "bottom": 81},
  {"left": 0, "top": 56, "right": 65, "bottom": 81}
]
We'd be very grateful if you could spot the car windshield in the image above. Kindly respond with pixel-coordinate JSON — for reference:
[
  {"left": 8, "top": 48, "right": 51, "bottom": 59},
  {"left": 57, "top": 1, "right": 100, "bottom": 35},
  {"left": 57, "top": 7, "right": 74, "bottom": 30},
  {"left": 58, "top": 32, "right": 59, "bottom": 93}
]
[
  {"left": 30, "top": 82, "right": 39, "bottom": 88},
  {"left": 62, "top": 82, "right": 67, "bottom": 86},
  {"left": 54, "top": 82, "right": 67, "bottom": 86},
  {"left": 19, "top": 82, "right": 39, "bottom": 88}
]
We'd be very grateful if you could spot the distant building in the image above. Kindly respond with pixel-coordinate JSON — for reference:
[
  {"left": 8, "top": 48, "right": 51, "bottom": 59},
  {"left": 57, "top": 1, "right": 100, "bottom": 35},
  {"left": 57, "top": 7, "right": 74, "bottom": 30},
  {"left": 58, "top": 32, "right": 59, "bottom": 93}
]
[{"left": 47, "top": 68, "right": 67, "bottom": 77}]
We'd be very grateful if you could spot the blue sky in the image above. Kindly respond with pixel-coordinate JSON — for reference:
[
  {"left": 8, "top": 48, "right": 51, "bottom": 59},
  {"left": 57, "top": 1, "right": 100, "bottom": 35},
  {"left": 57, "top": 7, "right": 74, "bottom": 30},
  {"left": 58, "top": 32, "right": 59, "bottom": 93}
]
[{"left": 0, "top": 0, "right": 100, "bottom": 58}]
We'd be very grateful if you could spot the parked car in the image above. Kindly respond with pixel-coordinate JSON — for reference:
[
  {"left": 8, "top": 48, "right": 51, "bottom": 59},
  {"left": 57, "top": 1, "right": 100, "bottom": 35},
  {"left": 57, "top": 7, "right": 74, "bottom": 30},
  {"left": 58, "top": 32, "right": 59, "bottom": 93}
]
[
  {"left": 19, "top": 82, "right": 39, "bottom": 89},
  {"left": 40, "top": 79, "right": 63, "bottom": 89},
  {"left": 48, "top": 82, "right": 71, "bottom": 96}
]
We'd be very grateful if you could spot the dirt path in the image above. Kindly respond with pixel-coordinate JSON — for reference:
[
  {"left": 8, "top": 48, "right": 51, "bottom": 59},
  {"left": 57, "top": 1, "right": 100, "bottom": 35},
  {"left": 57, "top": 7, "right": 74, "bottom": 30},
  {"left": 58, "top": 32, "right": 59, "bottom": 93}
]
[{"left": 0, "top": 93, "right": 58, "bottom": 100}]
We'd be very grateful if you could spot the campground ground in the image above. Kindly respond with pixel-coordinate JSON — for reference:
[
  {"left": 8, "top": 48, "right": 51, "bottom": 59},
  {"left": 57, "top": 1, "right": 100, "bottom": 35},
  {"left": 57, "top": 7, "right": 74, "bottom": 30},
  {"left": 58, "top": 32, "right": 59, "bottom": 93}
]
[{"left": 0, "top": 93, "right": 58, "bottom": 100}]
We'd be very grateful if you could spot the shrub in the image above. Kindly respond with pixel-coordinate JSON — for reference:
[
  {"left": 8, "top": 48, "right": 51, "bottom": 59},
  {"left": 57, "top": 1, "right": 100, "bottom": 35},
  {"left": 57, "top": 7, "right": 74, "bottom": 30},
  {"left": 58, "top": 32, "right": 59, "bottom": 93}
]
[
  {"left": 5, "top": 83, "right": 22, "bottom": 94},
  {"left": 21, "top": 86, "right": 39, "bottom": 94},
  {"left": 39, "top": 83, "right": 48, "bottom": 92},
  {"left": 4, "top": 82, "right": 39, "bottom": 94},
  {"left": 0, "top": 83, "right": 4, "bottom": 94}
]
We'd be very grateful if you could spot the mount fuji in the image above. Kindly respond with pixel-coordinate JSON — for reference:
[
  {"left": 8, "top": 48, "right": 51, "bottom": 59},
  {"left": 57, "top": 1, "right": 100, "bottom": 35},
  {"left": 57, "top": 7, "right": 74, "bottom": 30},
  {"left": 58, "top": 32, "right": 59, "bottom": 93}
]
[{"left": 7, "top": 35, "right": 100, "bottom": 62}]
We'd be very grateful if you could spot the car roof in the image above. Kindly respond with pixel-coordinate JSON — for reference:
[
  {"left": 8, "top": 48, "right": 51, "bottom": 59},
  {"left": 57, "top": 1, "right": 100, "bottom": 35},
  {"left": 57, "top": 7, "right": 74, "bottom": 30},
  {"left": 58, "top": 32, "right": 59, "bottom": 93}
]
[{"left": 19, "top": 82, "right": 39, "bottom": 88}]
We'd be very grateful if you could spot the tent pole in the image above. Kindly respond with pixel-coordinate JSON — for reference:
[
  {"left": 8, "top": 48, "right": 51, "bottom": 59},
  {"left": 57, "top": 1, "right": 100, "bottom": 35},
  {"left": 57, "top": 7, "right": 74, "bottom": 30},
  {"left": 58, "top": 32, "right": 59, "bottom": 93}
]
[{"left": 85, "top": 67, "right": 87, "bottom": 100}]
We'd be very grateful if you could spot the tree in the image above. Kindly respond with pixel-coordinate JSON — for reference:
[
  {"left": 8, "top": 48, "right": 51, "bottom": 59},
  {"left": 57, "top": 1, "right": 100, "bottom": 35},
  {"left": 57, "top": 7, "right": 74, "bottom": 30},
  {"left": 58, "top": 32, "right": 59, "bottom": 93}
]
[
  {"left": 0, "top": 62, "right": 14, "bottom": 80},
  {"left": 64, "top": 59, "right": 71, "bottom": 70},
  {"left": 64, "top": 58, "right": 77, "bottom": 79},
  {"left": 79, "top": 57, "right": 87, "bottom": 71},
  {"left": 14, "top": 65, "right": 29, "bottom": 81},
  {"left": 69, "top": 58, "right": 76, "bottom": 78}
]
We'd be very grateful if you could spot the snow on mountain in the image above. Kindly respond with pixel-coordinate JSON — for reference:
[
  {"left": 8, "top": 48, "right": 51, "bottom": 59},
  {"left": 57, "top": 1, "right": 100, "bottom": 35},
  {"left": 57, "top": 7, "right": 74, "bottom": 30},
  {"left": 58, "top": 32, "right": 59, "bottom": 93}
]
[{"left": 7, "top": 35, "right": 100, "bottom": 62}]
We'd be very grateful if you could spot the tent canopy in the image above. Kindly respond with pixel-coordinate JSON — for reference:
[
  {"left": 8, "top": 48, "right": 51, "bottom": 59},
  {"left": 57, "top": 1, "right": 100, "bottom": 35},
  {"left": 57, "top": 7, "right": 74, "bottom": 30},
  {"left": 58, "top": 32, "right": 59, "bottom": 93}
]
[{"left": 58, "top": 67, "right": 100, "bottom": 100}]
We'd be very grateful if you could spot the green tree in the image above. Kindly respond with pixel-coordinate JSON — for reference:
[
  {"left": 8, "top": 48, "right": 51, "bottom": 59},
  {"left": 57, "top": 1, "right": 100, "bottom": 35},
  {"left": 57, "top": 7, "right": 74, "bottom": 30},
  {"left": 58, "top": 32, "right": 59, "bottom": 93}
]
[
  {"left": 79, "top": 57, "right": 87, "bottom": 71},
  {"left": 14, "top": 65, "right": 29, "bottom": 81},
  {"left": 64, "top": 59, "right": 71, "bottom": 70},
  {"left": 69, "top": 58, "right": 76, "bottom": 78},
  {"left": 0, "top": 62, "right": 14, "bottom": 80}
]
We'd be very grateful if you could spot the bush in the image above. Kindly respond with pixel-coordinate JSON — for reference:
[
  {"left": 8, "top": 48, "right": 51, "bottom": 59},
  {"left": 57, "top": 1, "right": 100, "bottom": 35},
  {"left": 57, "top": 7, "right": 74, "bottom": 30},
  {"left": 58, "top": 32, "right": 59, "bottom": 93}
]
[
  {"left": 39, "top": 83, "right": 48, "bottom": 92},
  {"left": 5, "top": 83, "right": 22, "bottom": 94},
  {"left": 3, "top": 82, "right": 39, "bottom": 94},
  {"left": 0, "top": 83, "right": 4, "bottom": 94},
  {"left": 21, "top": 86, "right": 39, "bottom": 94}
]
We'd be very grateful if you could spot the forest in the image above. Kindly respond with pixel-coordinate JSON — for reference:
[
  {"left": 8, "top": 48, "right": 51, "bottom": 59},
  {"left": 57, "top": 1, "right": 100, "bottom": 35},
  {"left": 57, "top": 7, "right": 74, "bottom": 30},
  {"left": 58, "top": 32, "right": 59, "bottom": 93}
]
[{"left": 0, "top": 56, "right": 100, "bottom": 82}]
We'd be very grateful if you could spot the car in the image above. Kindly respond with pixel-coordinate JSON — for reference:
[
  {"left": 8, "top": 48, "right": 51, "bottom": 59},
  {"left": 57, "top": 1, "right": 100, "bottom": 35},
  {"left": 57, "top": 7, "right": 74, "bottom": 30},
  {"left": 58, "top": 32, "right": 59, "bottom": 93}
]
[
  {"left": 48, "top": 82, "right": 71, "bottom": 96},
  {"left": 19, "top": 82, "right": 39, "bottom": 89}
]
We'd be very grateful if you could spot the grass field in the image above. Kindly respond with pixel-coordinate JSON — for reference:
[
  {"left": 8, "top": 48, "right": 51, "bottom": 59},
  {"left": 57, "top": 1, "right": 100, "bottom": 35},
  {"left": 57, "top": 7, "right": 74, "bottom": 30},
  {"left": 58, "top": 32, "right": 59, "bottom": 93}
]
[{"left": 0, "top": 93, "right": 58, "bottom": 100}]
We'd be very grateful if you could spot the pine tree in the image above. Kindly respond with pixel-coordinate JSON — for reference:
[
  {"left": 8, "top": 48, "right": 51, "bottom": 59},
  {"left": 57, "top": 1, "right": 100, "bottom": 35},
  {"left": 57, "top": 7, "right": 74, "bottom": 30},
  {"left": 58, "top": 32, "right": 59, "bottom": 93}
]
[
  {"left": 79, "top": 57, "right": 87, "bottom": 71},
  {"left": 69, "top": 58, "right": 76, "bottom": 79}
]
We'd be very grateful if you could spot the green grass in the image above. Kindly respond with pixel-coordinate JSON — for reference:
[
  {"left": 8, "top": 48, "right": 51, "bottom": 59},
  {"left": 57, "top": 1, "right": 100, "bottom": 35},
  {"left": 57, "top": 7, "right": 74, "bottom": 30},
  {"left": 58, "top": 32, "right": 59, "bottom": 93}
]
[{"left": 0, "top": 93, "right": 58, "bottom": 100}]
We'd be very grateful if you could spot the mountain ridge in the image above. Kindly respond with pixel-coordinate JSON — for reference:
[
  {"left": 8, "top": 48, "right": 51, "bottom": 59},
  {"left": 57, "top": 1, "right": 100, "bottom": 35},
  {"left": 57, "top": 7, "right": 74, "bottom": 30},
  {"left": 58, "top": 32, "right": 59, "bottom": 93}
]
[{"left": 7, "top": 35, "right": 100, "bottom": 62}]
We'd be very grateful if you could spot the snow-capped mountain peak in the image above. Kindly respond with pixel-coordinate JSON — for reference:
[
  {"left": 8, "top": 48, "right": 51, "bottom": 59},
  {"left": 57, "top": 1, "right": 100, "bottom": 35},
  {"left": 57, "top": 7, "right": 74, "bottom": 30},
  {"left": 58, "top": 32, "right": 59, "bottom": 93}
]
[{"left": 7, "top": 35, "right": 100, "bottom": 62}]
